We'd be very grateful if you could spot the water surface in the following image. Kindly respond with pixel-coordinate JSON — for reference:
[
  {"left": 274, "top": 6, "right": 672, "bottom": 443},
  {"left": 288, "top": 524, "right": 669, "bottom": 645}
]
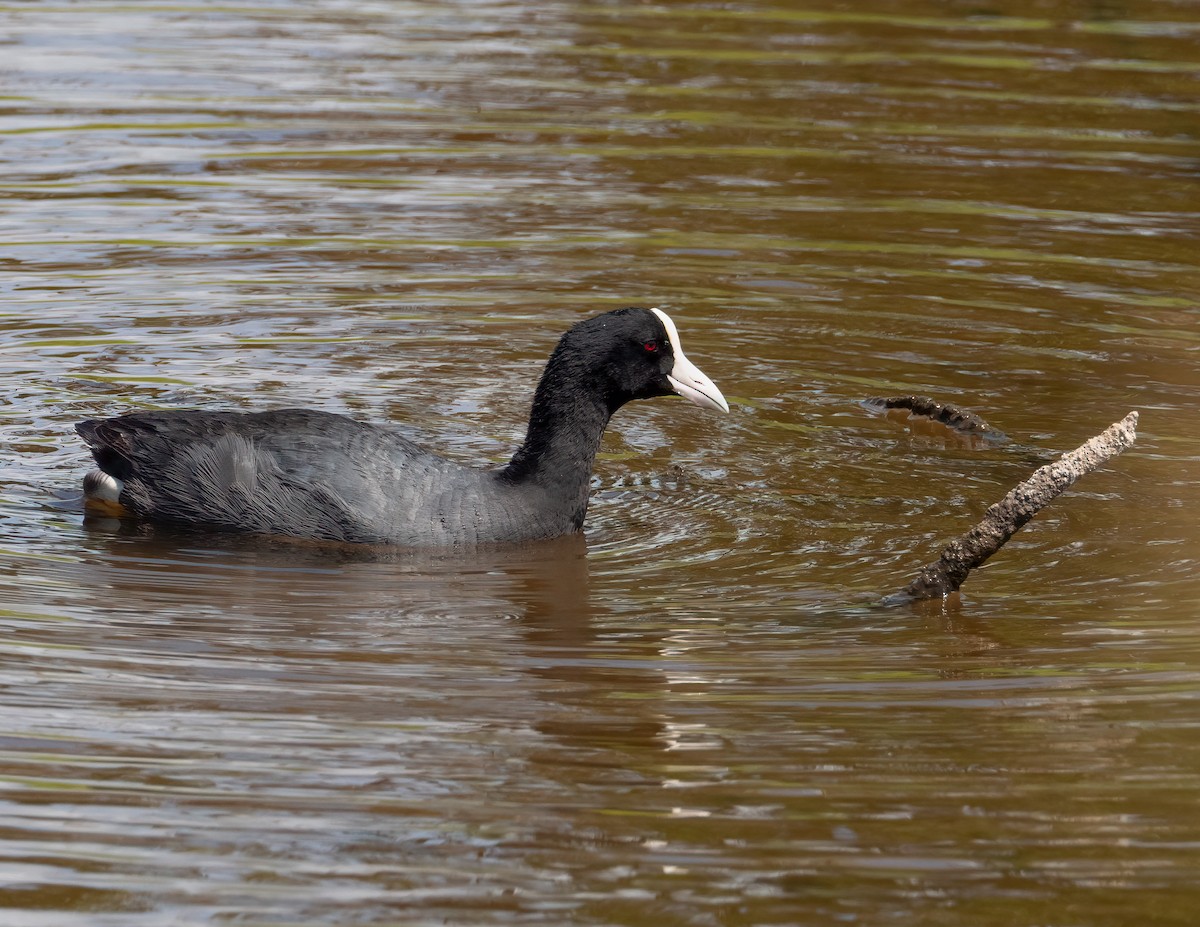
[{"left": 2, "top": 1, "right": 1198, "bottom": 924}]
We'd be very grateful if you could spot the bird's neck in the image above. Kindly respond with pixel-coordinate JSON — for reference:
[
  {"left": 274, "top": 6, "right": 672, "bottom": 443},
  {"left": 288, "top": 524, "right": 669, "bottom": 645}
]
[
  {"left": 499, "top": 367, "right": 616, "bottom": 526},
  {"left": 503, "top": 392, "right": 612, "bottom": 483}
]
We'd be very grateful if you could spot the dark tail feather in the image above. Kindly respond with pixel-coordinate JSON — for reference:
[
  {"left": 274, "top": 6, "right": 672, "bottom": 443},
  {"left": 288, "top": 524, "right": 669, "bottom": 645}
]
[{"left": 76, "top": 418, "right": 136, "bottom": 480}]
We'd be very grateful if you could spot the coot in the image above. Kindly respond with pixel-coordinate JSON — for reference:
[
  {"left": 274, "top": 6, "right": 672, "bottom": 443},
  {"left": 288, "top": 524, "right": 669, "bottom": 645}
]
[{"left": 77, "top": 307, "right": 727, "bottom": 545}]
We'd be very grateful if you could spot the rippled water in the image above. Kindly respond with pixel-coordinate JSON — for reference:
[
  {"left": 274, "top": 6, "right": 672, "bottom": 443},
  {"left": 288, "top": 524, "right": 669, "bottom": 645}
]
[{"left": 2, "top": 1, "right": 1199, "bottom": 924}]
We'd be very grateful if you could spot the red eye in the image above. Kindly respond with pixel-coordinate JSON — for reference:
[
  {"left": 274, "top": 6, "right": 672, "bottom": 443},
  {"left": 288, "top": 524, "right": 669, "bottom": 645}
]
[{"left": 643, "top": 340, "right": 659, "bottom": 353}]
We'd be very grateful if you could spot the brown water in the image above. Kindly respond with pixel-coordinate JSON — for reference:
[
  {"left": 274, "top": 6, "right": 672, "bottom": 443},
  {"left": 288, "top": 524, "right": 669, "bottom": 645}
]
[{"left": 2, "top": 1, "right": 1199, "bottom": 924}]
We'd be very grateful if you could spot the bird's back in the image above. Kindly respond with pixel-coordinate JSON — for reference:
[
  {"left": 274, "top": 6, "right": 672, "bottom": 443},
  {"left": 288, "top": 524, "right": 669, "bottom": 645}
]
[{"left": 76, "top": 409, "right": 526, "bottom": 545}]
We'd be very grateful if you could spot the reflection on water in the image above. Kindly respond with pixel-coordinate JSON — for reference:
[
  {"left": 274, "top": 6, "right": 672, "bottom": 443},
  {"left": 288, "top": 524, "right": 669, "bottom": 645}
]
[{"left": 1, "top": 0, "right": 1198, "bottom": 924}]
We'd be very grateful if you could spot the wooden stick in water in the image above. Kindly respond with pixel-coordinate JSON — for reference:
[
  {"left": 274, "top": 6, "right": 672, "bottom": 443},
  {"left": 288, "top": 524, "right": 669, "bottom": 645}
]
[{"left": 890, "top": 411, "right": 1139, "bottom": 603}]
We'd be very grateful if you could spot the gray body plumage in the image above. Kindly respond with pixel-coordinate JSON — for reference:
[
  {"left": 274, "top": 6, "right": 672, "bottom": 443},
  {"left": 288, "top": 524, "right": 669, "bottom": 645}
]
[{"left": 77, "top": 409, "right": 576, "bottom": 545}]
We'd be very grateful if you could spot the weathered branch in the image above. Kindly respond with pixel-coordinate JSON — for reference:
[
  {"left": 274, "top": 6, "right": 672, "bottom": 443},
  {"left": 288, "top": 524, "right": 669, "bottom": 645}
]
[
  {"left": 865, "top": 395, "right": 1006, "bottom": 441},
  {"left": 888, "top": 411, "right": 1139, "bottom": 604}
]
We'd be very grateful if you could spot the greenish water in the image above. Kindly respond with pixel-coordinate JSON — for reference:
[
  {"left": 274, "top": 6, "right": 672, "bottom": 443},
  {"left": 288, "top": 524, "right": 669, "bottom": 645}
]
[{"left": 1, "top": 1, "right": 1198, "bottom": 924}]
